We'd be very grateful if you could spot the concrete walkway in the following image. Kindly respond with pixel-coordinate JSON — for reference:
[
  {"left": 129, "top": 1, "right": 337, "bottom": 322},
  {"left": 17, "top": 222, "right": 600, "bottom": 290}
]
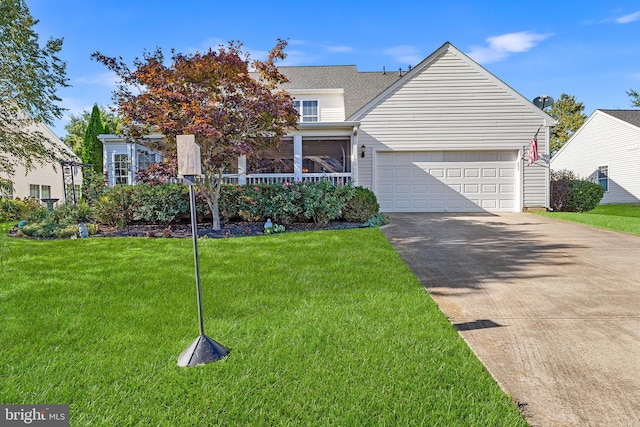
[{"left": 382, "top": 213, "right": 640, "bottom": 427}]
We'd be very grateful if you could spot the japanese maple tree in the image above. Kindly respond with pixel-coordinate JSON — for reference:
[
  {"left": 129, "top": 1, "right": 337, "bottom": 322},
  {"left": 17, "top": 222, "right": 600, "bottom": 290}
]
[{"left": 92, "top": 40, "right": 298, "bottom": 229}]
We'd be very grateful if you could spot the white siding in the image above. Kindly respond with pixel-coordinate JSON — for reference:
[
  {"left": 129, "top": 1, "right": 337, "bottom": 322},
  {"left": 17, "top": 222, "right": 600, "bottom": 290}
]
[
  {"left": 356, "top": 49, "right": 549, "bottom": 210},
  {"left": 551, "top": 111, "right": 640, "bottom": 204},
  {"left": 10, "top": 122, "right": 82, "bottom": 202},
  {"left": 289, "top": 89, "right": 345, "bottom": 122}
]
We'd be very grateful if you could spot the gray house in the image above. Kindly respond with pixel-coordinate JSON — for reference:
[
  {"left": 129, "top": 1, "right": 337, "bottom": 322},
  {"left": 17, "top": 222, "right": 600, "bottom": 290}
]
[
  {"left": 100, "top": 41, "right": 555, "bottom": 213},
  {"left": 550, "top": 109, "right": 640, "bottom": 205}
]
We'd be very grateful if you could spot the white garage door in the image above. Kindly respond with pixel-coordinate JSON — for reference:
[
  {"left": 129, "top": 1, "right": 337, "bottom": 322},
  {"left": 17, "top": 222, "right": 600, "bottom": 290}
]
[{"left": 376, "top": 151, "right": 518, "bottom": 212}]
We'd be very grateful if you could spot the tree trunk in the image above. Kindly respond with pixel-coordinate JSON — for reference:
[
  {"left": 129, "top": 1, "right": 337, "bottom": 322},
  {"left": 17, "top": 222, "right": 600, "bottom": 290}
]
[
  {"left": 209, "top": 169, "right": 223, "bottom": 230},
  {"left": 211, "top": 195, "right": 221, "bottom": 230}
]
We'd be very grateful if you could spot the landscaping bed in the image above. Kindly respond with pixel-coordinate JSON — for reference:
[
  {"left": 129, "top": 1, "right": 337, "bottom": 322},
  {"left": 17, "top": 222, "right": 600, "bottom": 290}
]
[{"left": 7, "top": 220, "right": 364, "bottom": 239}]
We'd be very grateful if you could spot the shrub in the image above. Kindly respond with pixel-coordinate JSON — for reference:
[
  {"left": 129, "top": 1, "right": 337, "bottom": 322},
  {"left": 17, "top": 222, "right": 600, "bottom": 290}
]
[
  {"left": 362, "top": 212, "right": 389, "bottom": 228},
  {"left": 262, "top": 181, "right": 304, "bottom": 224},
  {"left": 0, "top": 197, "right": 44, "bottom": 222},
  {"left": 551, "top": 169, "right": 604, "bottom": 212},
  {"left": 93, "top": 185, "right": 136, "bottom": 227},
  {"left": 550, "top": 169, "right": 576, "bottom": 211},
  {"left": 19, "top": 222, "right": 79, "bottom": 238},
  {"left": 300, "top": 180, "right": 355, "bottom": 226},
  {"left": 565, "top": 180, "right": 605, "bottom": 212},
  {"left": 342, "top": 186, "right": 380, "bottom": 222},
  {"left": 52, "top": 201, "right": 93, "bottom": 223},
  {"left": 131, "top": 184, "right": 189, "bottom": 224}
]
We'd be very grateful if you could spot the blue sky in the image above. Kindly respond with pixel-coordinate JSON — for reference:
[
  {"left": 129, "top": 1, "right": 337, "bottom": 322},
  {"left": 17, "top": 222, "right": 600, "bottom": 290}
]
[{"left": 28, "top": 0, "right": 640, "bottom": 137}]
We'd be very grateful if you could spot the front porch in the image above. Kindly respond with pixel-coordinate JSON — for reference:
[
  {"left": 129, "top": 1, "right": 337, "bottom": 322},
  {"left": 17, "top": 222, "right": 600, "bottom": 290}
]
[{"left": 100, "top": 122, "right": 360, "bottom": 187}]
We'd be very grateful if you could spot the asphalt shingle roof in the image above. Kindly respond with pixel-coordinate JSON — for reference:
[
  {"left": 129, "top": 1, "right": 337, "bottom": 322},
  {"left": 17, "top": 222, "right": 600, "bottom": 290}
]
[
  {"left": 276, "top": 65, "right": 401, "bottom": 119},
  {"left": 600, "top": 109, "right": 640, "bottom": 128}
]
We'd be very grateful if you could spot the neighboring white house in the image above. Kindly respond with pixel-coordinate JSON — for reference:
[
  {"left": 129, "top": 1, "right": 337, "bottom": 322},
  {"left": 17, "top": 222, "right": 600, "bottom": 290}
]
[
  {"left": 99, "top": 41, "right": 555, "bottom": 213},
  {"left": 6, "top": 121, "right": 82, "bottom": 205},
  {"left": 550, "top": 109, "right": 640, "bottom": 205}
]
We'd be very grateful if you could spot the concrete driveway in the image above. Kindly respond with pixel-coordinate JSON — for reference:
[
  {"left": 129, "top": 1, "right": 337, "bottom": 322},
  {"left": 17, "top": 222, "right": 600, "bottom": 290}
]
[{"left": 382, "top": 213, "right": 640, "bottom": 427}]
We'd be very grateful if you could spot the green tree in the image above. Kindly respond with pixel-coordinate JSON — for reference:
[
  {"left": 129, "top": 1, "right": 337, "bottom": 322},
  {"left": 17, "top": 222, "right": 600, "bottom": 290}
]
[
  {"left": 0, "top": 0, "right": 69, "bottom": 178},
  {"left": 548, "top": 93, "right": 586, "bottom": 155},
  {"left": 93, "top": 40, "right": 298, "bottom": 229},
  {"left": 627, "top": 89, "right": 640, "bottom": 107},
  {"left": 63, "top": 106, "right": 122, "bottom": 156},
  {"left": 82, "top": 104, "right": 104, "bottom": 175}
]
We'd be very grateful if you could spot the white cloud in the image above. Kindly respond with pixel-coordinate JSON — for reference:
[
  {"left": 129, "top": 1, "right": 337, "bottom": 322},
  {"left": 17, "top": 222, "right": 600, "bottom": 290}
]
[
  {"left": 325, "top": 45, "right": 355, "bottom": 53},
  {"left": 467, "top": 31, "right": 553, "bottom": 64},
  {"left": 74, "top": 72, "right": 119, "bottom": 89},
  {"left": 382, "top": 45, "right": 422, "bottom": 66},
  {"left": 615, "top": 11, "right": 640, "bottom": 24}
]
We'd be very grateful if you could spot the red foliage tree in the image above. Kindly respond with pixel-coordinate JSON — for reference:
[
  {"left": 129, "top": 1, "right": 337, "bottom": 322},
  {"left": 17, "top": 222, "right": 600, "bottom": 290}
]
[{"left": 92, "top": 40, "right": 298, "bottom": 229}]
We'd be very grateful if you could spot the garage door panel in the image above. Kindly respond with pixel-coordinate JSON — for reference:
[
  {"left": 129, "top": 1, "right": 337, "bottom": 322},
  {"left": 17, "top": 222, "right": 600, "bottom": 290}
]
[
  {"left": 395, "top": 184, "right": 411, "bottom": 193},
  {"left": 464, "top": 168, "right": 480, "bottom": 178},
  {"left": 429, "top": 168, "right": 444, "bottom": 178},
  {"left": 376, "top": 151, "right": 517, "bottom": 213}
]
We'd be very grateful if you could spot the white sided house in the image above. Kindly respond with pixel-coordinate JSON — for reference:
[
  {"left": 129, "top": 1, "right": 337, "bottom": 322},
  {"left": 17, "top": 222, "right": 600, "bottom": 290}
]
[
  {"left": 550, "top": 109, "right": 640, "bottom": 204},
  {"left": 100, "top": 42, "right": 555, "bottom": 213},
  {"left": 6, "top": 121, "right": 82, "bottom": 205}
]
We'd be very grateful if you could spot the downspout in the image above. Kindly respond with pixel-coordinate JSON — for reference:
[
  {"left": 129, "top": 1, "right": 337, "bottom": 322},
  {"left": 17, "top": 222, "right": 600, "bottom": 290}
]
[{"left": 545, "top": 124, "right": 551, "bottom": 211}]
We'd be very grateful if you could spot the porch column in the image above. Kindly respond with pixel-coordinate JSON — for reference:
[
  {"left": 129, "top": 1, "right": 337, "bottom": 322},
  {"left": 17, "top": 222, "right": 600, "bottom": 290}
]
[
  {"left": 238, "top": 155, "right": 247, "bottom": 185},
  {"left": 293, "top": 134, "right": 303, "bottom": 182},
  {"left": 351, "top": 126, "right": 359, "bottom": 186}
]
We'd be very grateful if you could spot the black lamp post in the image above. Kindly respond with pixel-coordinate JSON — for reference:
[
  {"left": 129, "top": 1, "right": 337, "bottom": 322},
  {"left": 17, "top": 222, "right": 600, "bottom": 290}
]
[{"left": 176, "top": 135, "right": 229, "bottom": 367}]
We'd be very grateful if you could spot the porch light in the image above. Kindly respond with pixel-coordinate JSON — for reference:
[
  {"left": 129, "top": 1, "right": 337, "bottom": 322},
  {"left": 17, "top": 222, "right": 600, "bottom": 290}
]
[{"left": 360, "top": 145, "right": 366, "bottom": 158}]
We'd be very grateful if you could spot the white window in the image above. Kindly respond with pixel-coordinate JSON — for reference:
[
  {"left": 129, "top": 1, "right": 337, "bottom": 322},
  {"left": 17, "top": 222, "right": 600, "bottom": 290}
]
[
  {"left": 29, "top": 184, "right": 40, "bottom": 199},
  {"left": 293, "top": 100, "right": 318, "bottom": 122},
  {"left": 137, "top": 151, "right": 156, "bottom": 171},
  {"left": 114, "top": 154, "right": 129, "bottom": 185},
  {"left": 597, "top": 166, "right": 608, "bottom": 192},
  {"left": 41, "top": 185, "right": 51, "bottom": 199}
]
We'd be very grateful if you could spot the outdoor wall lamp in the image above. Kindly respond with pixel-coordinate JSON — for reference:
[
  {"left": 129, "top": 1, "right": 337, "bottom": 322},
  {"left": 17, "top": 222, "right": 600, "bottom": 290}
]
[{"left": 360, "top": 145, "right": 366, "bottom": 158}]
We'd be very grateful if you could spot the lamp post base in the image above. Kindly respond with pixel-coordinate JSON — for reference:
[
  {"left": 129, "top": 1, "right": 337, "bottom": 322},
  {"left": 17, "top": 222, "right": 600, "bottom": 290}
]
[{"left": 177, "top": 334, "right": 230, "bottom": 367}]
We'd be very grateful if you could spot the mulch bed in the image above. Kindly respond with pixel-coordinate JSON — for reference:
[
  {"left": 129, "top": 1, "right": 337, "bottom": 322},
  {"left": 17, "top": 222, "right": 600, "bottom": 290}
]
[{"left": 8, "top": 221, "right": 364, "bottom": 239}]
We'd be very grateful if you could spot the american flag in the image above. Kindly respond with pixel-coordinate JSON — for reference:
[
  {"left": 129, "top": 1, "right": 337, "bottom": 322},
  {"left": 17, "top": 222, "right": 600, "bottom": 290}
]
[{"left": 527, "top": 137, "right": 538, "bottom": 167}]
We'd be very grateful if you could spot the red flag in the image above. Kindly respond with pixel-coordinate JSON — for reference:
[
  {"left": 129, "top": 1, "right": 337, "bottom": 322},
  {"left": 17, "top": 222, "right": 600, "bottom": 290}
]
[{"left": 527, "top": 137, "right": 538, "bottom": 167}]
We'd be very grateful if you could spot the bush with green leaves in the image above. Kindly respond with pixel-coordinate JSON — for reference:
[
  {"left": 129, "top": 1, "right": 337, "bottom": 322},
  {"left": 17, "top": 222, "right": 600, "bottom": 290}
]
[
  {"left": 362, "top": 212, "right": 389, "bottom": 228},
  {"left": 17, "top": 202, "right": 99, "bottom": 238},
  {"left": 551, "top": 169, "right": 604, "bottom": 212},
  {"left": 342, "top": 186, "right": 380, "bottom": 223},
  {"left": 0, "top": 197, "right": 44, "bottom": 222},
  {"left": 93, "top": 185, "right": 136, "bottom": 227},
  {"left": 131, "top": 183, "right": 189, "bottom": 224},
  {"left": 91, "top": 181, "right": 377, "bottom": 228},
  {"left": 565, "top": 180, "right": 605, "bottom": 212},
  {"left": 299, "top": 180, "right": 355, "bottom": 226}
]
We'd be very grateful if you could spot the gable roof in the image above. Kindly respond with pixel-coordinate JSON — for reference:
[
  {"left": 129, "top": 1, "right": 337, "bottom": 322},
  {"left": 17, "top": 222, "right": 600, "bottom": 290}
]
[
  {"left": 348, "top": 41, "right": 556, "bottom": 126},
  {"left": 550, "top": 109, "right": 640, "bottom": 161},
  {"left": 276, "top": 66, "right": 400, "bottom": 118},
  {"left": 599, "top": 109, "right": 640, "bottom": 129}
]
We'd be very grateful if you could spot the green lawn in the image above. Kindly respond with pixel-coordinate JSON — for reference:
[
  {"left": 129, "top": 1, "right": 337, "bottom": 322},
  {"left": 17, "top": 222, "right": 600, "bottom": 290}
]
[
  {"left": 534, "top": 203, "right": 640, "bottom": 236},
  {"left": 0, "top": 223, "right": 527, "bottom": 426}
]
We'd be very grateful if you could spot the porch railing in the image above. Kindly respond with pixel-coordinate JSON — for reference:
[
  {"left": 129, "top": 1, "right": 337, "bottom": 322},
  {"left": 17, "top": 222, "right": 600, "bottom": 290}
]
[{"left": 222, "top": 173, "right": 352, "bottom": 186}]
